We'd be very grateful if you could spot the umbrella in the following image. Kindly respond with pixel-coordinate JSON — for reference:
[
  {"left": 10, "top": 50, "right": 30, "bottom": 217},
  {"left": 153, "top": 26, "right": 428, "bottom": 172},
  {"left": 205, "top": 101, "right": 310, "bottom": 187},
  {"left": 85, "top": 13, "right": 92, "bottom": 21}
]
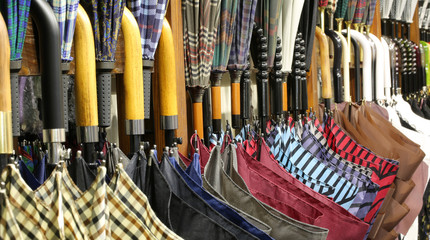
[
  {"left": 334, "top": 0, "right": 349, "bottom": 31},
  {"left": 183, "top": 0, "right": 221, "bottom": 139},
  {"left": 380, "top": 0, "right": 394, "bottom": 35},
  {"left": 315, "top": 26, "right": 332, "bottom": 109},
  {"left": 81, "top": 0, "right": 126, "bottom": 134},
  {"left": 345, "top": 0, "right": 358, "bottom": 53},
  {"left": 0, "top": 13, "right": 13, "bottom": 171},
  {"left": 352, "top": 0, "right": 366, "bottom": 31},
  {"left": 318, "top": 0, "right": 329, "bottom": 33},
  {"left": 327, "top": 0, "right": 338, "bottom": 29},
  {"left": 210, "top": 0, "right": 238, "bottom": 132},
  {"left": 127, "top": 0, "right": 168, "bottom": 121},
  {"left": 0, "top": 0, "right": 31, "bottom": 138},
  {"left": 364, "top": 0, "right": 377, "bottom": 33},
  {"left": 402, "top": 0, "right": 419, "bottom": 39}
]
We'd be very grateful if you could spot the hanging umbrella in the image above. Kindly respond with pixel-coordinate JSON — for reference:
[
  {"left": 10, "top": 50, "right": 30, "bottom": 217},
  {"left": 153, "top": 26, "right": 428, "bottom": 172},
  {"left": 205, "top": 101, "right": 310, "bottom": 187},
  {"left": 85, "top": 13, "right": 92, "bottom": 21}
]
[
  {"left": 334, "top": 0, "right": 349, "bottom": 32},
  {"left": 210, "top": 0, "right": 238, "bottom": 132},
  {"left": 380, "top": 0, "right": 394, "bottom": 35},
  {"left": 0, "top": 0, "right": 31, "bottom": 139},
  {"left": 364, "top": 0, "right": 377, "bottom": 33},
  {"left": 352, "top": 0, "right": 367, "bottom": 31},
  {"left": 81, "top": 0, "right": 126, "bottom": 136},
  {"left": 344, "top": 0, "right": 358, "bottom": 52},
  {"left": 318, "top": 0, "right": 329, "bottom": 33},
  {"left": 0, "top": 13, "right": 13, "bottom": 171},
  {"left": 227, "top": 0, "right": 257, "bottom": 129},
  {"left": 127, "top": 0, "right": 168, "bottom": 122},
  {"left": 183, "top": 0, "right": 221, "bottom": 139},
  {"left": 327, "top": 0, "right": 338, "bottom": 29},
  {"left": 402, "top": 0, "right": 419, "bottom": 39}
]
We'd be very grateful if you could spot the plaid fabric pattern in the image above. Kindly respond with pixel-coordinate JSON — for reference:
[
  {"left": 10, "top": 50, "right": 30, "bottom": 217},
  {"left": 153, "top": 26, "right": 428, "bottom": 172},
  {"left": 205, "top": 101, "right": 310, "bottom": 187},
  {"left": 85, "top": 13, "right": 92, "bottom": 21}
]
[
  {"left": 212, "top": 0, "right": 238, "bottom": 72},
  {"left": 36, "top": 167, "right": 89, "bottom": 240},
  {"left": 128, "top": 0, "right": 168, "bottom": 60},
  {"left": 0, "top": 186, "right": 24, "bottom": 240},
  {"left": 63, "top": 166, "right": 111, "bottom": 239},
  {"left": 323, "top": 116, "right": 399, "bottom": 224},
  {"left": 319, "top": 0, "right": 329, "bottom": 8},
  {"left": 334, "top": 0, "right": 348, "bottom": 19},
  {"left": 365, "top": 0, "right": 377, "bottom": 25},
  {"left": 352, "top": 0, "right": 366, "bottom": 23},
  {"left": 1, "top": 165, "right": 50, "bottom": 239},
  {"left": 227, "top": 0, "right": 257, "bottom": 71},
  {"left": 301, "top": 123, "right": 379, "bottom": 220},
  {"left": 345, "top": 0, "right": 358, "bottom": 21},
  {"left": 183, "top": 0, "right": 221, "bottom": 88},
  {"left": 110, "top": 166, "right": 183, "bottom": 240},
  {"left": 0, "top": 0, "right": 31, "bottom": 60}
]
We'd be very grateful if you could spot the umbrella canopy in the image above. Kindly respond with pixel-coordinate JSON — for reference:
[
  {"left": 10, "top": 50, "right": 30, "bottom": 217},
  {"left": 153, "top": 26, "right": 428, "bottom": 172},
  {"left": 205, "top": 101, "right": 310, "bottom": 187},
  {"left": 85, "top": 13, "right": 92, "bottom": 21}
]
[
  {"left": 334, "top": 0, "right": 349, "bottom": 25},
  {"left": 352, "top": 0, "right": 367, "bottom": 25},
  {"left": 346, "top": 0, "right": 358, "bottom": 22},
  {"left": 127, "top": 0, "right": 168, "bottom": 60},
  {"left": 183, "top": 0, "right": 221, "bottom": 137},
  {"left": 46, "top": 0, "right": 79, "bottom": 61},
  {"left": 0, "top": 0, "right": 31, "bottom": 61},
  {"left": 254, "top": 0, "right": 283, "bottom": 68},
  {"left": 365, "top": 0, "right": 377, "bottom": 27}
]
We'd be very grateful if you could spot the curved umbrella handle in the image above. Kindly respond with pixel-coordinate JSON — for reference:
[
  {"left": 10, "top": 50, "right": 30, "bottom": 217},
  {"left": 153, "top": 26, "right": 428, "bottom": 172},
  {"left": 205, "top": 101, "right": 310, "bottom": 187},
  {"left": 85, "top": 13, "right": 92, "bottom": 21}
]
[
  {"left": 74, "top": 4, "right": 99, "bottom": 143},
  {"left": 122, "top": 7, "right": 145, "bottom": 152},
  {"left": 326, "top": 29, "right": 344, "bottom": 103},
  {"left": 0, "top": 13, "right": 13, "bottom": 155},
  {"left": 347, "top": 29, "right": 372, "bottom": 101},
  {"left": 158, "top": 18, "right": 179, "bottom": 147},
  {"left": 315, "top": 27, "right": 332, "bottom": 102},
  {"left": 368, "top": 33, "right": 385, "bottom": 101},
  {"left": 335, "top": 31, "right": 351, "bottom": 102}
]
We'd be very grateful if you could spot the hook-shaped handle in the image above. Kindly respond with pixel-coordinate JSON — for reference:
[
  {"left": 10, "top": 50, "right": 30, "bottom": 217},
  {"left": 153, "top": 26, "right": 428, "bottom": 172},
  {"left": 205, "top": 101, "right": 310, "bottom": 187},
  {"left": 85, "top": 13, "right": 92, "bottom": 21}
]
[
  {"left": 335, "top": 31, "right": 351, "bottom": 102},
  {"left": 326, "top": 29, "right": 344, "bottom": 103},
  {"left": 315, "top": 27, "right": 333, "bottom": 100}
]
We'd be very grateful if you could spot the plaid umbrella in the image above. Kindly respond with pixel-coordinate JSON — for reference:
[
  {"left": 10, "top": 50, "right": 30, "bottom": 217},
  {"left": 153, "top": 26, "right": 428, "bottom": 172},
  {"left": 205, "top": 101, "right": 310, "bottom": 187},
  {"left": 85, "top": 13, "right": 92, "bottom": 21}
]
[
  {"left": 334, "top": 0, "right": 348, "bottom": 31},
  {"left": 352, "top": 0, "right": 366, "bottom": 26},
  {"left": 210, "top": 0, "right": 238, "bottom": 132},
  {"left": 183, "top": 0, "right": 221, "bottom": 138},
  {"left": 365, "top": 0, "right": 377, "bottom": 28},
  {"left": 254, "top": 0, "right": 283, "bottom": 68}
]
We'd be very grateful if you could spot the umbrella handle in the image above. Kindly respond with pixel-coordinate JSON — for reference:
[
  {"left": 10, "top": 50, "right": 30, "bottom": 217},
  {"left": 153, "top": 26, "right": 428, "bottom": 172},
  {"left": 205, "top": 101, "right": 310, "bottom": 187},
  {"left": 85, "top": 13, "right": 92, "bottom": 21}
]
[
  {"left": 74, "top": 4, "right": 99, "bottom": 143},
  {"left": 335, "top": 31, "right": 351, "bottom": 102},
  {"left": 230, "top": 70, "right": 242, "bottom": 129},
  {"left": 326, "top": 29, "right": 344, "bottom": 103},
  {"left": 210, "top": 73, "right": 222, "bottom": 133},
  {"left": 122, "top": 7, "right": 145, "bottom": 133},
  {"left": 0, "top": 13, "right": 13, "bottom": 155},
  {"left": 158, "top": 18, "right": 179, "bottom": 147},
  {"left": 193, "top": 102, "right": 204, "bottom": 139},
  {"left": 282, "top": 74, "right": 288, "bottom": 114},
  {"left": 315, "top": 27, "right": 332, "bottom": 100}
]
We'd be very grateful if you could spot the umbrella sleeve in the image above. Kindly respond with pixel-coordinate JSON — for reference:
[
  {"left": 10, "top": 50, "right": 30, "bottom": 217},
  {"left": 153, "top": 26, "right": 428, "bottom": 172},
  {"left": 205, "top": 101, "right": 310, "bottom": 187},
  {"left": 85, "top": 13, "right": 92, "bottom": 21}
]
[
  {"left": 315, "top": 27, "right": 332, "bottom": 100},
  {"left": 158, "top": 18, "right": 178, "bottom": 131},
  {"left": 0, "top": 13, "right": 13, "bottom": 155},
  {"left": 122, "top": 7, "right": 145, "bottom": 135},
  {"left": 74, "top": 4, "right": 99, "bottom": 143}
]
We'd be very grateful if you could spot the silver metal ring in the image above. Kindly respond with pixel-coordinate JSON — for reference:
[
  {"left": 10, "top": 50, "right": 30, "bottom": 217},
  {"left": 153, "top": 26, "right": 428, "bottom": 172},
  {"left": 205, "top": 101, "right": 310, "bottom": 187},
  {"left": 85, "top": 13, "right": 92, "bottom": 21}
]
[
  {"left": 160, "top": 115, "right": 178, "bottom": 130},
  {"left": 76, "top": 126, "right": 99, "bottom": 143},
  {"left": 43, "top": 128, "right": 66, "bottom": 143},
  {"left": 125, "top": 119, "right": 145, "bottom": 135}
]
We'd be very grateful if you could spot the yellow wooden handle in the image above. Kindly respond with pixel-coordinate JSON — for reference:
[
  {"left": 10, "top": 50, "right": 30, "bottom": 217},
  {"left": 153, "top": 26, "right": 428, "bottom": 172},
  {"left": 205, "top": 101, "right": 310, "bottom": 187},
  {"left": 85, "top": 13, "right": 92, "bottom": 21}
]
[
  {"left": 193, "top": 102, "right": 204, "bottom": 138},
  {"left": 315, "top": 26, "right": 332, "bottom": 99},
  {"left": 74, "top": 5, "right": 98, "bottom": 127},
  {"left": 122, "top": 7, "right": 145, "bottom": 120},
  {"left": 211, "top": 86, "right": 221, "bottom": 119},
  {"left": 282, "top": 81, "right": 288, "bottom": 112},
  {"left": 0, "top": 13, "right": 13, "bottom": 154},
  {"left": 231, "top": 83, "right": 240, "bottom": 115},
  {"left": 158, "top": 18, "right": 178, "bottom": 117}
]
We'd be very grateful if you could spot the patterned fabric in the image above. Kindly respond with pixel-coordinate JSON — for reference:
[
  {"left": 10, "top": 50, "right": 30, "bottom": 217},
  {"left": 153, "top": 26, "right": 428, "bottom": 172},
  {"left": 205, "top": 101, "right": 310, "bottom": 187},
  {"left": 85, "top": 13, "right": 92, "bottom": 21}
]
[
  {"left": 352, "top": 0, "right": 367, "bottom": 24},
  {"left": 227, "top": 0, "right": 257, "bottom": 71},
  {"left": 419, "top": 179, "right": 430, "bottom": 240},
  {"left": 319, "top": 0, "right": 329, "bottom": 8},
  {"left": 365, "top": 0, "right": 377, "bottom": 26},
  {"left": 18, "top": 145, "right": 34, "bottom": 172},
  {"left": 301, "top": 122, "right": 379, "bottom": 220},
  {"left": 127, "top": 0, "right": 168, "bottom": 60},
  {"left": 110, "top": 165, "right": 183, "bottom": 240},
  {"left": 334, "top": 0, "right": 348, "bottom": 20},
  {"left": 0, "top": 0, "right": 31, "bottom": 60},
  {"left": 346, "top": 0, "right": 358, "bottom": 21},
  {"left": 254, "top": 0, "right": 283, "bottom": 68},
  {"left": 183, "top": 0, "right": 221, "bottom": 88},
  {"left": 1, "top": 165, "right": 49, "bottom": 240},
  {"left": 324, "top": 116, "right": 399, "bottom": 224},
  {"left": 265, "top": 124, "right": 359, "bottom": 210},
  {"left": 0, "top": 185, "right": 23, "bottom": 240},
  {"left": 81, "top": 0, "right": 126, "bottom": 61},
  {"left": 36, "top": 166, "right": 89, "bottom": 239},
  {"left": 46, "top": 0, "right": 79, "bottom": 61},
  {"left": 212, "top": 0, "right": 238, "bottom": 72}
]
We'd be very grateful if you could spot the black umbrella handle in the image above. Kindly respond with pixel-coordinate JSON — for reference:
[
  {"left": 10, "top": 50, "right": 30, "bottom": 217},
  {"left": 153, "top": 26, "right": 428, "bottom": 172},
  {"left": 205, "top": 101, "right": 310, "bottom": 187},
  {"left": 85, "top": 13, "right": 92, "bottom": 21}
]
[
  {"left": 240, "top": 58, "right": 251, "bottom": 123},
  {"left": 10, "top": 60, "right": 21, "bottom": 137},
  {"left": 326, "top": 29, "right": 344, "bottom": 103},
  {"left": 96, "top": 62, "right": 114, "bottom": 128},
  {"left": 270, "top": 37, "right": 283, "bottom": 117}
]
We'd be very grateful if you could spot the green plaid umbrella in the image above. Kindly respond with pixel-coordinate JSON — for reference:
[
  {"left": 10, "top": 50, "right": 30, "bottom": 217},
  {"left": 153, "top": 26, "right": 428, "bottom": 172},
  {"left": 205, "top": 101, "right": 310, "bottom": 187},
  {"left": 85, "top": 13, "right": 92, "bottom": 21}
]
[{"left": 254, "top": 0, "right": 283, "bottom": 68}]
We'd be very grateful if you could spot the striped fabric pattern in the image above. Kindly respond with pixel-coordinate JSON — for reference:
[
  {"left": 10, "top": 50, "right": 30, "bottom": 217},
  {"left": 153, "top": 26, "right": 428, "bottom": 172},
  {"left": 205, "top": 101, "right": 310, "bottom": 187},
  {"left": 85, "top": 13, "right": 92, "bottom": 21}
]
[
  {"left": 183, "top": 0, "right": 221, "bottom": 88},
  {"left": 301, "top": 123, "right": 379, "bottom": 220},
  {"left": 0, "top": 0, "right": 31, "bottom": 60},
  {"left": 110, "top": 166, "right": 183, "bottom": 240},
  {"left": 323, "top": 116, "right": 399, "bottom": 225},
  {"left": 212, "top": 0, "right": 238, "bottom": 72},
  {"left": 227, "top": 0, "right": 257, "bottom": 71},
  {"left": 0, "top": 184, "right": 23, "bottom": 240},
  {"left": 352, "top": 0, "right": 367, "bottom": 23},
  {"left": 128, "top": 0, "right": 168, "bottom": 60}
]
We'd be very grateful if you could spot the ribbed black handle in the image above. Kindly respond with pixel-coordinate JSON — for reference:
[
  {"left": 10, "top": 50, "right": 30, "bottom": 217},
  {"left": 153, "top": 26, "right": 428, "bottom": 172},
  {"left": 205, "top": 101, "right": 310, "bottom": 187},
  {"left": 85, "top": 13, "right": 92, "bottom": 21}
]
[
  {"left": 30, "top": 0, "right": 64, "bottom": 130},
  {"left": 96, "top": 72, "right": 112, "bottom": 128},
  {"left": 240, "top": 67, "right": 251, "bottom": 120}
]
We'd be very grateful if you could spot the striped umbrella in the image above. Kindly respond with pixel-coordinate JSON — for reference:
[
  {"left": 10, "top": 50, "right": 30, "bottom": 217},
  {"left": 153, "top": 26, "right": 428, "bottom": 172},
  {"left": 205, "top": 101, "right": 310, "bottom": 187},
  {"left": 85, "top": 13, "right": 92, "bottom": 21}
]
[
  {"left": 210, "top": 0, "right": 238, "bottom": 132},
  {"left": 81, "top": 0, "right": 126, "bottom": 135},
  {"left": 254, "top": 0, "right": 283, "bottom": 68},
  {"left": 127, "top": 0, "right": 168, "bottom": 121},
  {"left": 228, "top": 0, "right": 257, "bottom": 128},
  {"left": 183, "top": 0, "right": 221, "bottom": 138}
]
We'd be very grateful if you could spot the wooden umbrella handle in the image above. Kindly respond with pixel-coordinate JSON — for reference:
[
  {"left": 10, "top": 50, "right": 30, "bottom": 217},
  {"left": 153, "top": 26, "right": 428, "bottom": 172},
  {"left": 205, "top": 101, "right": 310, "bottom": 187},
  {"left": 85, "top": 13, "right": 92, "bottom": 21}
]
[
  {"left": 74, "top": 5, "right": 98, "bottom": 128},
  {"left": 0, "top": 13, "right": 13, "bottom": 154},
  {"left": 193, "top": 102, "right": 204, "bottom": 138},
  {"left": 315, "top": 26, "right": 332, "bottom": 99},
  {"left": 211, "top": 73, "right": 222, "bottom": 132},
  {"left": 122, "top": 7, "right": 144, "bottom": 121},
  {"left": 230, "top": 71, "right": 241, "bottom": 129}
]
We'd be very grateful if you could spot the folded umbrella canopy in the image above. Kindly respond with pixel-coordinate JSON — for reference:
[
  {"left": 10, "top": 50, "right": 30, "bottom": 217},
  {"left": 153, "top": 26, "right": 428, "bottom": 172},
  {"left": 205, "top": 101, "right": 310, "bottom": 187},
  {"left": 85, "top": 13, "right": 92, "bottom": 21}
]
[
  {"left": 334, "top": 0, "right": 349, "bottom": 31},
  {"left": 127, "top": 0, "right": 168, "bottom": 121},
  {"left": 210, "top": 0, "right": 238, "bottom": 132},
  {"left": 183, "top": 0, "right": 221, "bottom": 139},
  {"left": 0, "top": 0, "right": 31, "bottom": 138}
]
